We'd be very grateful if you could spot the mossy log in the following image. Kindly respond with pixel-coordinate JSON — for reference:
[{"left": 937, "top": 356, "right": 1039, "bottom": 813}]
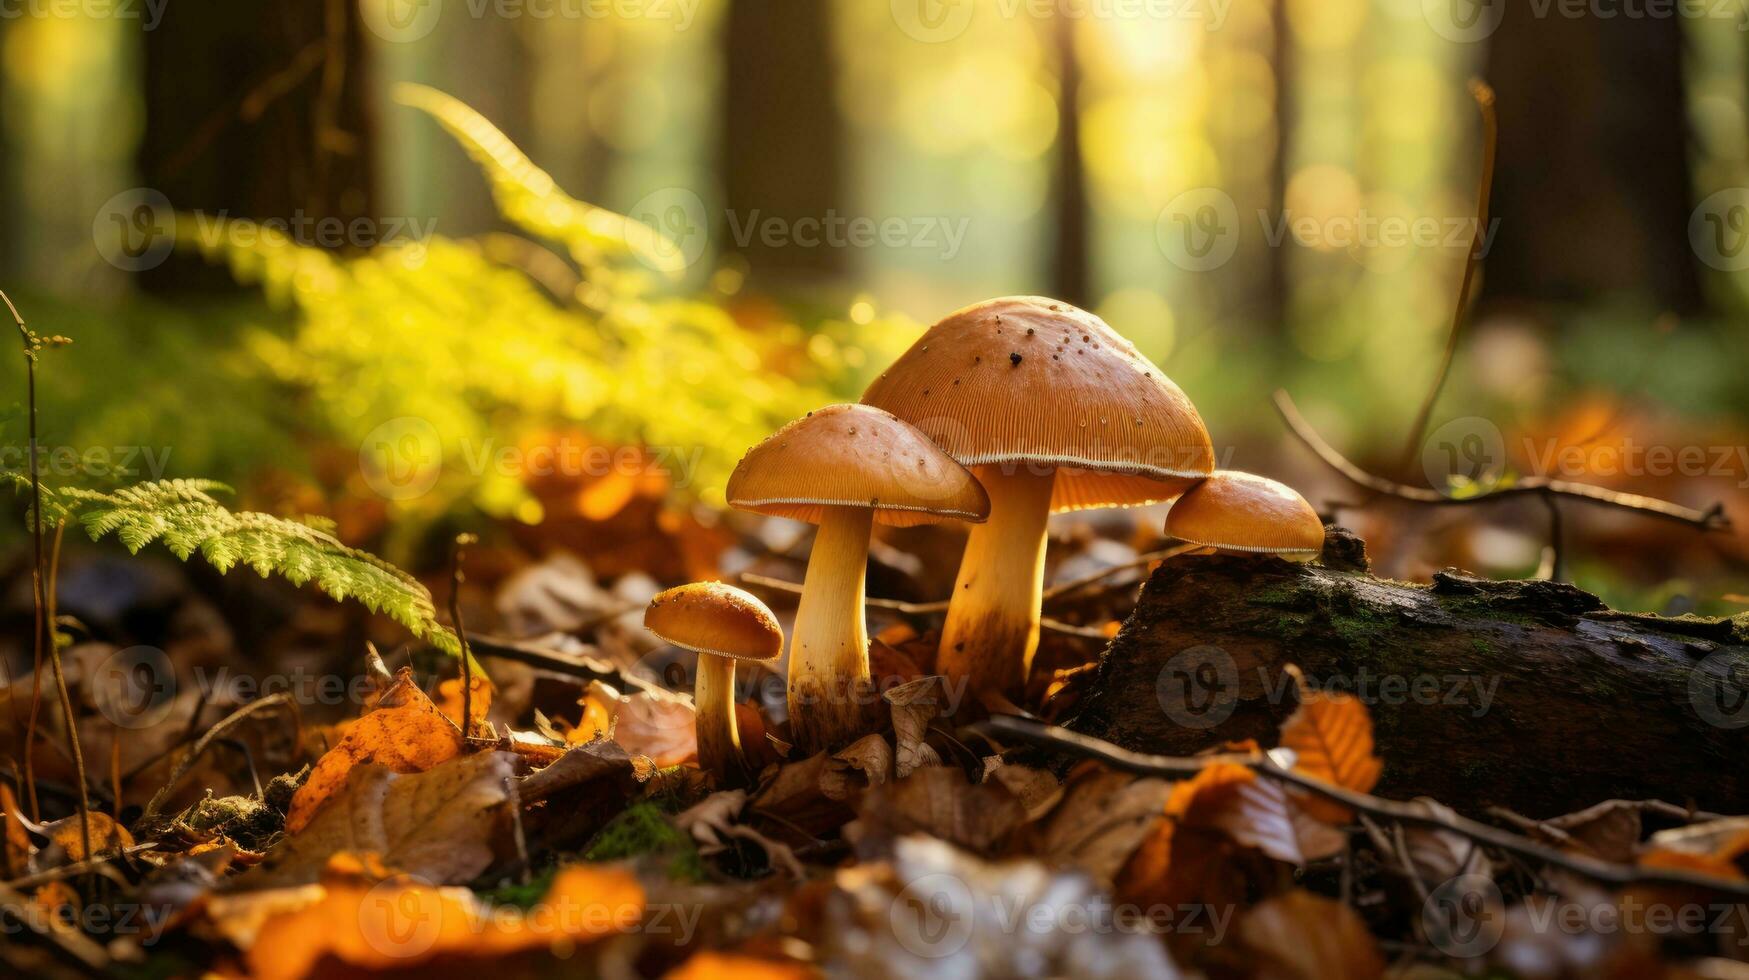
[{"left": 1069, "top": 529, "right": 1749, "bottom": 817}]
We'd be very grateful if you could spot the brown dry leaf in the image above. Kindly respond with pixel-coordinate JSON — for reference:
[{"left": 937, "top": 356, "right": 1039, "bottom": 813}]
[
  {"left": 663, "top": 952, "right": 821, "bottom": 979},
  {"left": 1639, "top": 817, "right": 1749, "bottom": 881},
  {"left": 42, "top": 810, "right": 135, "bottom": 863},
  {"left": 286, "top": 667, "right": 462, "bottom": 833},
  {"left": 520, "top": 737, "right": 641, "bottom": 803},
  {"left": 1116, "top": 763, "right": 1301, "bottom": 915},
  {"left": 820, "top": 734, "right": 895, "bottom": 801},
  {"left": 2, "top": 783, "right": 35, "bottom": 877},
  {"left": 613, "top": 690, "right": 697, "bottom": 767},
  {"left": 28, "top": 881, "right": 80, "bottom": 935},
  {"left": 1037, "top": 766, "right": 1172, "bottom": 888},
  {"left": 436, "top": 672, "right": 494, "bottom": 729},
  {"left": 989, "top": 765, "right": 1062, "bottom": 822},
  {"left": 1542, "top": 799, "right": 1646, "bottom": 863},
  {"left": 1238, "top": 890, "right": 1385, "bottom": 980},
  {"left": 883, "top": 676, "right": 946, "bottom": 778},
  {"left": 853, "top": 766, "right": 1027, "bottom": 855},
  {"left": 1385, "top": 798, "right": 1490, "bottom": 883},
  {"left": 676, "top": 789, "right": 805, "bottom": 879},
  {"left": 243, "top": 853, "right": 644, "bottom": 980},
  {"left": 1278, "top": 669, "right": 1383, "bottom": 824},
  {"left": 749, "top": 753, "right": 852, "bottom": 842},
  {"left": 247, "top": 752, "right": 517, "bottom": 889}
]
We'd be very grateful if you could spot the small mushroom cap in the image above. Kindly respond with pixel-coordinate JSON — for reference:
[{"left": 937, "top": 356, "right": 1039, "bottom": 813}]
[
  {"left": 644, "top": 582, "right": 784, "bottom": 662},
  {"left": 861, "top": 296, "right": 1214, "bottom": 512},
  {"left": 1165, "top": 471, "right": 1325, "bottom": 559},
  {"left": 727, "top": 404, "right": 991, "bottom": 527}
]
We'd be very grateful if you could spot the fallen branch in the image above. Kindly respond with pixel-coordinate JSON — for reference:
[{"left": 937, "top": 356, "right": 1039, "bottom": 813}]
[
  {"left": 982, "top": 716, "right": 1749, "bottom": 900},
  {"left": 1274, "top": 389, "right": 1729, "bottom": 533}
]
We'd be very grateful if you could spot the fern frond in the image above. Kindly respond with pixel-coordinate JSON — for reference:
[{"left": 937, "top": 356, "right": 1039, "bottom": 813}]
[
  {"left": 63, "top": 480, "right": 459, "bottom": 655},
  {"left": 394, "top": 82, "right": 684, "bottom": 278}
]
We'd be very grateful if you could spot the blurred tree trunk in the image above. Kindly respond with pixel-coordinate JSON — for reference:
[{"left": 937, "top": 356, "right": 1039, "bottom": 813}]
[
  {"left": 1481, "top": 15, "right": 1700, "bottom": 313},
  {"left": 1265, "top": 0, "right": 1292, "bottom": 334},
  {"left": 722, "top": 0, "right": 843, "bottom": 285},
  {"left": 138, "top": 0, "right": 376, "bottom": 293},
  {"left": 1050, "top": 14, "right": 1088, "bottom": 308}
]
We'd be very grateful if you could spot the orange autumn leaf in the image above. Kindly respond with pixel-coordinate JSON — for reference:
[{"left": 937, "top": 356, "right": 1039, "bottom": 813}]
[
  {"left": 1638, "top": 822, "right": 1749, "bottom": 881},
  {"left": 45, "top": 810, "right": 135, "bottom": 861},
  {"left": 566, "top": 684, "right": 618, "bottom": 745},
  {"left": 1118, "top": 763, "right": 1293, "bottom": 912},
  {"left": 1278, "top": 669, "right": 1383, "bottom": 824},
  {"left": 245, "top": 855, "right": 646, "bottom": 980},
  {"left": 664, "top": 952, "right": 821, "bottom": 979},
  {"left": 285, "top": 667, "right": 461, "bottom": 833},
  {"left": 2, "top": 783, "right": 33, "bottom": 877},
  {"left": 29, "top": 881, "right": 80, "bottom": 934},
  {"left": 436, "top": 672, "right": 494, "bottom": 729}
]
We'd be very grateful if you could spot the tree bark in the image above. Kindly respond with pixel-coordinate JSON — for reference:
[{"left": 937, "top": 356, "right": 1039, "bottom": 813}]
[
  {"left": 1049, "top": 13, "right": 1088, "bottom": 308},
  {"left": 138, "top": 0, "right": 375, "bottom": 293},
  {"left": 1480, "top": 13, "right": 1700, "bottom": 313},
  {"left": 722, "top": 0, "right": 843, "bottom": 286},
  {"left": 1069, "top": 529, "right": 1748, "bottom": 817}
]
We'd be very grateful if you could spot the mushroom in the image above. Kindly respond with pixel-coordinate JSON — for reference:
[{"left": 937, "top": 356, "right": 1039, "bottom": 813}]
[
  {"left": 1165, "top": 471, "right": 1325, "bottom": 561},
  {"left": 863, "top": 296, "right": 1213, "bottom": 698},
  {"left": 643, "top": 582, "right": 783, "bottom": 781},
  {"left": 727, "top": 404, "right": 990, "bottom": 753}
]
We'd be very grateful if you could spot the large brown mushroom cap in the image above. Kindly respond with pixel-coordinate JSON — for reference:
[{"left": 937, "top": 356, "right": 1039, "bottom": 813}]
[
  {"left": 861, "top": 296, "right": 1215, "bottom": 512},
  {"left": 644, "top": 582, "right": 784, "bottom": 662},
  {"left": 1166, "top": 471, "right": 1325, "bottom": 558},
  {"left": 727, "top": 404, "right": 991, "bottom": 527}
]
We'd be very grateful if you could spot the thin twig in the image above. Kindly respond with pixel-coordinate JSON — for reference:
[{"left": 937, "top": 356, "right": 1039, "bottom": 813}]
[
  {"left": 1275, "top": 390, "right": 1729, "bottom": 532},
  {"left": 6, "top": 291, "right": 89, "bottom": 867},
  {"left": 142, "top": 694, "right": 294, "bottom": 820},
  {"left": 1040, "top": 544, "right": 1198, "bottom": 600},
  {"left": 739, "top": 573, "right": 1113, "bottom": 638},
  {"left": 3, "top": 843, "right": 160, "bottom": 890},
  {"left": 1396, "top": 79, "right": 1498, "bottom": 479},
  {"left": 979, "top": 717, "right": 1749, "bottom": 899},
  {"left": 449, "top": 533, "right": 480, "bottom": 743}
]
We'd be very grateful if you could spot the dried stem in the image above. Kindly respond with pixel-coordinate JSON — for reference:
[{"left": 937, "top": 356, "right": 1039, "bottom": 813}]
[
  {"left": 449, "top": 533, "right": 480, "bottom": 742},
  {"left": 1396, "top": 79, "right": 1499, "bottom": 479},
  {"left": 142, "top": 693, "right": 294, "bottom": 820},
  {"left": 982, "top": 717, "right": 1749, "bottom": 900},
  {"left": 4, "top": 290, "right": 88, "bottom": 863}
]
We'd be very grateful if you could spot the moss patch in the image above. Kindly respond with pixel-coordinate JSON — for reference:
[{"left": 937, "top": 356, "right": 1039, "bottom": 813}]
[{"left": 584, "top": 802, "right": 705, "bottom": 882}]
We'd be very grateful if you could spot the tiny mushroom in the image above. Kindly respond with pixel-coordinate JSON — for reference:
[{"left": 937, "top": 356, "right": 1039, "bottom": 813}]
[
  {"left": 863, "top": 296, "right": 1213, "bottom": 698},
  {"left": 644, "top": 582, "right": 783, "bottom": 780},
  {"left": 727, "top": 404, "right": 990, "bottom": 753},
  {"left": 1165, "top": 471, "right": 1326, "bottom": 561}
]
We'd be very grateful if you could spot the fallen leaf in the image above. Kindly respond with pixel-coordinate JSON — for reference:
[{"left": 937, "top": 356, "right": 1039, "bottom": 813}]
[
  {"left": 820, "top": 734, "right": 894, "bottom": 801},
  {"left": 1238, "top": 890, "right": 1384, "bottom": 980},
  {"left": 2, "top": 783, "right": 35, "bottom": 877},
  {"left": 853, "top": 766, "right": 1028, "bottom": 856},
  {"left": 436, "top": 672, "right": 494, "bottom": 729},
  {"left": 1278, "top": 669, "right": 1383, "bottom": 824},
  {"left": 246, "top": 752, "right": 517, "bottom": 889},
  {"left": 676, "top": 789, "right": 804, "bottom": 878},
  {"left": 521, "top": 737, "right": 642, "bottom": 802},
  {"left": 613, "top": 690, "right": 697, "bottom": 767},
  {"left": 243, "top": 853, "right": 644, "bottom": 980},
  {"left": 1639, "top": 817, "right": 1749, "bottom": 881},
  {"left": 1365, "top": 797, "right": 1489, "bottom": 884},
  {"left": 1542, "top": 799, "right": 1646, "bottom": 864},
  {"left": 42, "top": 810, "right": 135, "bottom": 863},
  {"left": 989, "top": 765, "right": 1062, "bottom": 822},
  {"left": 286, "top": 667, "right": 461, "bottom": 833},
  {"left": 566, "top": 681, "right": 619, "bottom": 745},
  {"left": 883, "top": 676, "right": 946, "bottom": 778},
  {"left": 1037, "top": 766, "right": 1172, "bottom": 888},
  {"left": 664, "top": 952, "right": 821, "bottom": 979}
]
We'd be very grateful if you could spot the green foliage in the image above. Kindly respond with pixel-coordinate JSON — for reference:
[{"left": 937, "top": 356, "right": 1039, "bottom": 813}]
[
  {"left": 584, "top": 801, "right": 704, "bottom": 882},
  {"left": 36, "top": 479, "right": 459, "bottom": 654}
]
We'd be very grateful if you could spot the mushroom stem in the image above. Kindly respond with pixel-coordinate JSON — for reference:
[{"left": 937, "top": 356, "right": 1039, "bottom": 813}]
[
  {"left": 693, "top": 654, "right": 742, "bottom": 779},
  {"left": 788, "top": 504, "right": 875, "bottom": 753},
  {"left": 938, "top": 464, "right": 1055, "bottom": 698}
]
